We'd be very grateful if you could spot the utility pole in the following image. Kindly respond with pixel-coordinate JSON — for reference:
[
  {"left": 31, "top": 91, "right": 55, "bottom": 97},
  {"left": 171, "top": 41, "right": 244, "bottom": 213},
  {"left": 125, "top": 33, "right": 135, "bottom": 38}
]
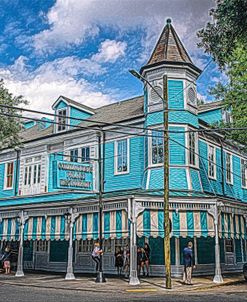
[
  {"left": 96, "top": 130, "right": 106, "bottom": 283},
  {"left": 163, "top": 75, "right": 171, "bottom": 289}
]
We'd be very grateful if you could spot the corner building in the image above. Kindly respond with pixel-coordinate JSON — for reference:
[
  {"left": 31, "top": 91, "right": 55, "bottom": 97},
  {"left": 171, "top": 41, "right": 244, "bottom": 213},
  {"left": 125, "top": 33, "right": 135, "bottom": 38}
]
[{"left": 0, "top": 21, "right": 246, "bottom": 279}]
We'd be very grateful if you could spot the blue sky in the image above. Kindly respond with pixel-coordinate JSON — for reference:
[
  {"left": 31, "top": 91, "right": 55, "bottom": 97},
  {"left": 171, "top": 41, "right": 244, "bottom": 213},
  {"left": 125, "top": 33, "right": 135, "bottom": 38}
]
[{"left": 0, "top": 0, "right": 227, "bottom": 113}]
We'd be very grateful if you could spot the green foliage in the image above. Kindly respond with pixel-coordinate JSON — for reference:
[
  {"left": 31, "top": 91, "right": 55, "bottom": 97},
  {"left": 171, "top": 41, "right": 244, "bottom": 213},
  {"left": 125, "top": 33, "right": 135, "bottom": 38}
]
[
  {"left": 197, "top": 0, "right": 247, "bottom": 69},
  {"left": 210, "top": 43, "right": 247, "bottom": 146},
  {"left": 0, "top": 80, "right": 28, "bottom": 149}
]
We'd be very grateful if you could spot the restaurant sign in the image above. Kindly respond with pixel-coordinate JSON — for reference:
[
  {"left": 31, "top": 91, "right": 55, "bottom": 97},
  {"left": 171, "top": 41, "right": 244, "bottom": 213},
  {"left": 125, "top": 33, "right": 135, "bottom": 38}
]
[{"left": 54, "top": 160, "right": 94, "bottom": 190}]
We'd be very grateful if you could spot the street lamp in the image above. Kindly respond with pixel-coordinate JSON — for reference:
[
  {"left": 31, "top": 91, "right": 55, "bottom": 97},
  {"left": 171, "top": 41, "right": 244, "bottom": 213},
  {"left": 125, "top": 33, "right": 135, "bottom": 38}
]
[{"left": 129, "top": 69, "right": 171, "bottom": 289}]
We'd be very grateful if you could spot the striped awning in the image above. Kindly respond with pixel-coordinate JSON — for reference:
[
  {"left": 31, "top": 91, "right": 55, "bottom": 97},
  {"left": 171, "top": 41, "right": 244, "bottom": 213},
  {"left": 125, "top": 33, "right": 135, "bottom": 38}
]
[
  {"left": 137, "top": 210, "right": 247, "bottom": 239},
  {"left": 0, "top": 210, "right": 128, "bottom": 241},
  {"left": 219, "top": 213, "right": 246, "bottom": 239}
]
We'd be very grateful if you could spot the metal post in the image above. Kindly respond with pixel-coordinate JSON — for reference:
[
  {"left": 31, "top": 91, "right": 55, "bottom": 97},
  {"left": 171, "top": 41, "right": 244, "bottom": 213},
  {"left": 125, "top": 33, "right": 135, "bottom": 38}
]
[
  {"left": 96, "top": 130, "right": 106, "bottom": 283},
  {"left": 65, "top": 208, "right": 79, "bottom": 280},
  {"left": 163, "top": 75, "right": 171, "bottom": 289},
  {"left": 208, "top": 203, "right": 223, "bottom": 283},
  {"left": 16, "top": 211, "right": 28, "bottom": 277},
  {"left": 129, "top": 198, "right": 140, "bottom": 285}
]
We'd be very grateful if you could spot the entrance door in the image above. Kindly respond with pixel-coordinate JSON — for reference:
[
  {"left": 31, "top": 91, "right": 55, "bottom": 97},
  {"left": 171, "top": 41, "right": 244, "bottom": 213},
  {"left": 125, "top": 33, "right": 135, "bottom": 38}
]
[{"left": 225, "top": 239, "right": 235, "bottom": 266}]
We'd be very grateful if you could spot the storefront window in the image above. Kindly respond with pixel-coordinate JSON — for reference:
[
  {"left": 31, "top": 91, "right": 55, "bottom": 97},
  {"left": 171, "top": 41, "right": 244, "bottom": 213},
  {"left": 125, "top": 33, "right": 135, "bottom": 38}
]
[
  {"left": 36, "top": 240, "right": 48, "bottom": 252},
  {"left": 225, "top": 239, "right": 234, "bottom": 253}
]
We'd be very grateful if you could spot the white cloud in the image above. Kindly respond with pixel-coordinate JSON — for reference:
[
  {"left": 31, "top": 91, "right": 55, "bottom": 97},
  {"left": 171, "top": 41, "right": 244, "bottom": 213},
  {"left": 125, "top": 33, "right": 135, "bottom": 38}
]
[
  {"left": 0, "top": 55, "right": 113, "bottom": 114},
  {"left": 92, "top": 40, "right": 127, "bottom": 63},
  {"left": 32, "top": 0, "right": 214, "bottom": 60}
]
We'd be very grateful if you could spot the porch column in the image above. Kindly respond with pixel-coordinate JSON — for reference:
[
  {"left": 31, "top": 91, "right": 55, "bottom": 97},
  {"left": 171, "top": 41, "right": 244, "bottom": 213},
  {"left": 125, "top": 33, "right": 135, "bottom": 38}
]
[
  {"left": 65, "top": 208, "right": 79, "bottom": 280},
  {"left": 193, "top": 237, "right": 198, "bottom": 265},
  {"left": 16, "top": 211, "right": 29, "bottom": 277},
  {"left": 129, "top": 198, "right": 144, "bottom": 286},
  {"left": 175, "top": 237, "right": 180, "bottom": 266},
  {"left": 208, "top": 203, "right": 223, "bottom": 283}
]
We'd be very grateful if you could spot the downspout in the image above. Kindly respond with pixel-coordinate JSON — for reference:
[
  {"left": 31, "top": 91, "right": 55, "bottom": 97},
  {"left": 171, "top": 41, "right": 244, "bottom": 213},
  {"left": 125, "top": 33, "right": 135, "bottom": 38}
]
[
  {"left": 220, "top": 139, "right": 225, "bottom": 196},
  {"left": 15, "top": 147, "right": 21, "bottom": 196}
]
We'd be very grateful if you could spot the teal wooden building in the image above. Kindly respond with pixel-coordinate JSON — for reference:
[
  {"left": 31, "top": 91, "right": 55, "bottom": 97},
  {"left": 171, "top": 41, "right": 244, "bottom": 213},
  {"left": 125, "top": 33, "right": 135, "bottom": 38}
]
[{"left": 0, "top": 20, "right": 246, "bottom": 283}]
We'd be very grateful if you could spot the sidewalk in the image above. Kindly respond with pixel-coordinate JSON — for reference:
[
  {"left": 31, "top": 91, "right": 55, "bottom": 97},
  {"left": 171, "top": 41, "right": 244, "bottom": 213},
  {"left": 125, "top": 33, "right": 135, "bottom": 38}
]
[{"left": 0, "top": 272, "right": 244, "bottom": 293}]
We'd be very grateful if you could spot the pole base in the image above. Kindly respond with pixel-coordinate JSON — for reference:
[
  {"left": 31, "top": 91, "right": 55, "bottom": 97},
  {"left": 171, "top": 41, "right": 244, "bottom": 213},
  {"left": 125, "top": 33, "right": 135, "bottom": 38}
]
[
  {"left": 15, "top": 271, "right": 24, "bottom": 277},
  {"left": 213, "top": 274, "right": 223, "bottom": 283},
  {"left": 65, "top": 273, "right": 76, "bottom": 280},
  {"left": 129, "top": 276, "right": 140, "bottom": 286},
  {"left": 95, "top": 271, "right": 106, "bottom": 283}
]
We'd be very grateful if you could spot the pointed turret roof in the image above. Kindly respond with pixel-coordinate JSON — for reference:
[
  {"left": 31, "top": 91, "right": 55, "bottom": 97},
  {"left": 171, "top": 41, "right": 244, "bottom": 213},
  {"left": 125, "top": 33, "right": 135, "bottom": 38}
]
[{"left": 141, "top": 19, "right": 201, "bottom": 74}]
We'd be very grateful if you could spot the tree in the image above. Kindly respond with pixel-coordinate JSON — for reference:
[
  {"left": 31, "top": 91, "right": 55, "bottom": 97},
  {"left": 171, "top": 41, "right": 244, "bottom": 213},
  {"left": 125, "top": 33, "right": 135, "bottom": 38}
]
[
  {"left": 198, "top": 0, "right": 247, "bottom": 146},
  {"left": 197, "top": 0, "right": 247, "bottom": 69},
  {"left": 0, "top": 80, "right": 28, "bottom": 149}
]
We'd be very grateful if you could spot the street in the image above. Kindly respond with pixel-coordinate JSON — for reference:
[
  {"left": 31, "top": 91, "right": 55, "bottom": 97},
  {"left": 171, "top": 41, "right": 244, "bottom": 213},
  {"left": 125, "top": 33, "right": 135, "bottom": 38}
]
[{"left": 0, "top": 283, "right": 246, "bottom": 302}]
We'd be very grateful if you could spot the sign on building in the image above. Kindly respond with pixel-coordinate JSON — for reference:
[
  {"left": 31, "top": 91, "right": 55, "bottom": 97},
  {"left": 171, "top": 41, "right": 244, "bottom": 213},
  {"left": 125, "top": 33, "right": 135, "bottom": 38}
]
[{"left": 54, "top": 160, "right": 94, "bottom": 190}]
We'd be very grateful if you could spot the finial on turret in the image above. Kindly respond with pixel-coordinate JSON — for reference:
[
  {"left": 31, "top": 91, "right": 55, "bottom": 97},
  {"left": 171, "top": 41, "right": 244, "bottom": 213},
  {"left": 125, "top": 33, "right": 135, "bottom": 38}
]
[{"left": 166, "top": 18, "right": 172, "bottom": 25}]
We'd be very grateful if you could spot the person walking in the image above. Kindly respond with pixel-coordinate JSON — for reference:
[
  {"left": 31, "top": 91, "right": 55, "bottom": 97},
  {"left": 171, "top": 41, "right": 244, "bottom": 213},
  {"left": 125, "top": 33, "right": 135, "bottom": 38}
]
[
  {"left": 123, "top": 244, "right": 130, "bottom": 278},
  {"left": 92, "top": 242, "right": 103, "bottom": 272},
  {"left": 2, "top": 246, "right": 11, "bottom": 275},
  {"left": 115, "top": 247, "right": 124, "bottom": 276},
  {"left": 182, "top": 241, "right": 195, "bottom": 285},
  {"left": 144, "top": 243, "right": 151, "bottom": 277}
]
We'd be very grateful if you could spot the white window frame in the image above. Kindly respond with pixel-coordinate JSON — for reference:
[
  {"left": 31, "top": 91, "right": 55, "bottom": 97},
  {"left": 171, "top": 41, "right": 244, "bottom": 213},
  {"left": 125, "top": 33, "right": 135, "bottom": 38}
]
[
  {"left": 225, "top": 152, "right": 233, "bottom": 185},
  {"left": 4, "top": 161, "right": 14, "bottom": 190},
  {"left": 148, "top": 128, "right": 164, "bottom": 167},
  {"left": 114, "top": 138, "right": 130, "bottom": 175},
  {"left": 241, "top": 158, "right": 247, "bottom": 189},
  {"left": 187, "top": 130, "right": 198, "bottom": 168},
  {"left": 56, "top": 108, "right": 68, "bottom": 132},
  {"left": 208, "top": 144, "right": 216, "bottom": 180}
]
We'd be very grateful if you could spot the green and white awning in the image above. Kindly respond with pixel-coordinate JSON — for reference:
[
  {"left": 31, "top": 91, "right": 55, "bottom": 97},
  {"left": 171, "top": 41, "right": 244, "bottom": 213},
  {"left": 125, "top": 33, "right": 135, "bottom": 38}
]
[
  {"left": 0, "top": 210, "right": 246, "bottom": 241},
  {"left": 136, "top": 210, "right": 247, "bottom": 239},
  {"left": 0, "top": 210, "right": 128, "bottom": 241}
]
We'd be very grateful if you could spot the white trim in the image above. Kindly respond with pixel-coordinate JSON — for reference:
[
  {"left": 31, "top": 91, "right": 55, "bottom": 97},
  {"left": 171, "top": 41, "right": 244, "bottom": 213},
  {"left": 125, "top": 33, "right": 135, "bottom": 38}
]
[
  {"left": 114, "top": 138, "right": 130, "bottom": 175},
  {"left": 3, "top": 161, "right": 14, "bottom": 190},
  {"left": 225, "top": 152, "right": 233, "bottom": 185},
  {"left": 208, "top": 144, "right": 217, "bottom": 181},
  {"left": 186, "top": 126, "right": 199, "bottom": 169},
  {"left": 146, "top": 169, "right": 151, "bottom": 190},
  {"left": 240, "top": 158, "right": 247, "bottom": 189},
  {"left": 186, "top": 167, "right": 192, "bottom": 190}
]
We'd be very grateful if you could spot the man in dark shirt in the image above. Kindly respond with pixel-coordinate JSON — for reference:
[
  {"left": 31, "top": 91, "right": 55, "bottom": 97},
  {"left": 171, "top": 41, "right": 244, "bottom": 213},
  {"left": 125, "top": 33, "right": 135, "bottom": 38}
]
[{"left": 182, "top": 241, "right": 195, "bottom": 285}]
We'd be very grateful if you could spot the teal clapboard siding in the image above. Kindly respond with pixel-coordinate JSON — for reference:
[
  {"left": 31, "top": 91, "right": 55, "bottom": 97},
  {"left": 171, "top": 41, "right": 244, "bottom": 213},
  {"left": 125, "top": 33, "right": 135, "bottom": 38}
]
[
  {"left": 199, "top": 109, "right": 222, "bottom": 125},
  {"left": 169, "top": 127, "right": 186, "bottom": 165},
  {"left": 146, "top": 111, "right": 198, "bottom": 127},
  {"left": 104, "top": 136, "right": 144, "bottom": 192},
  {"left": 190, "top": 169, "right": 202, "bottom": 191},
  {"left": 0, "top": 161, "right": 16, "bottom": 198},
  {"left": 70, "top": 107, "right": 92, "bottom": 127},
  {"left": 55, "top": 100, "right": 67, "bottom": 110},
  {"left": 148, "top": 167, "right": 188, "bottom": 190},
  {"left": 168, "top": 80, "right": 184, "bottom": 109}
]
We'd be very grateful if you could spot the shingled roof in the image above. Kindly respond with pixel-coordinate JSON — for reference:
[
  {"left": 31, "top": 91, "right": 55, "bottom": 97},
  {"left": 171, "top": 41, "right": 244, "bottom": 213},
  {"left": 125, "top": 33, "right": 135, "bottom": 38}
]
[
  {"left": 141, "top": 19, "right": 201, "bottom": 74},
  {"left": 198, "top": 101, "right": 223, "bottom": 113},
  {"left": 19, "top": 96, "right": 144, "bottom": 143}
]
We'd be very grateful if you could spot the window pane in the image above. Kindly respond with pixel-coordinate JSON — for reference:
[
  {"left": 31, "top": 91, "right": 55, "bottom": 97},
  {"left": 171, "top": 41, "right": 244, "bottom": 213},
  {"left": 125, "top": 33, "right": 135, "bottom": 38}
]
[
  {"left": 82, "top": 147, "right": 90, "bottom": 162},
  {"left": 70, "top": 149, "right": 78, "bottom": 162},
  {"left": 37, "top": 164, "right": 41, "bottom": 184},
  {"left": 152, "top": 130, "right": 163, "bottom": 164},
  {"left": 116, "top": 139, "right": 128, "bottom": 172},
  {"left": 6, "top": 162, "right": 14, "bottom": 188},
  {"left": 33, "top": 165, "right": 37, "bottom": 184}
]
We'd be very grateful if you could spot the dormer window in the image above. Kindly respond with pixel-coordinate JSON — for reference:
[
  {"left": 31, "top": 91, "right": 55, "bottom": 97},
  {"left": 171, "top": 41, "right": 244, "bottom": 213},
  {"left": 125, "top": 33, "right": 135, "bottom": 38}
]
[{"left": 57, "top": 109, "right": 67, "bottom": 132}]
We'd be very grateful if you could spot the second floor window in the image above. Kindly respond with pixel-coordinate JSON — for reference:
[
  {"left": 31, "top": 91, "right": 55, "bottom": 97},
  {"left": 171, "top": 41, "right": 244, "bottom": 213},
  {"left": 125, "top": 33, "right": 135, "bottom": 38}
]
[
  {"left": 82, "top": 147, "right": 90, "bottom": 162},
  {"left": 70, "top": 149, "right": 78, "bottom": 162},
  {"left": 57, "top": 109, "right": 67, "bottom": 132},
  {"left": 225, "top": 152, "right": 233, "bottom": 184},
  {"left": 188, "top": 132, "right": 196, "bottom": 166},
  {"left": 151, "top": 130, "right": 163, "bottom": 165},
  {"left": 24, "top": 163, "right": 41, "bottom": 186},
  {"left": 241, "top": 158, "right": 247, "bottom": 188},
  {"left": 5, "top": 162, "right": 14, "bottom": 189},
  {"left": 115, "top": 139, "right": 129, "bottom": 173},
  {"left": 208, "top": 145, "right": 216, "bottom": 179}
]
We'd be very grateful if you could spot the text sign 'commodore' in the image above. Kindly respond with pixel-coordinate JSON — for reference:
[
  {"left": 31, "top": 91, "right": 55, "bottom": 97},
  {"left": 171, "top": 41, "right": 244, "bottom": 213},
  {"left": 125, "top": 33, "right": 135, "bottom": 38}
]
[{"left": 55, "top": 160, "right": 93, "bottom": 190}]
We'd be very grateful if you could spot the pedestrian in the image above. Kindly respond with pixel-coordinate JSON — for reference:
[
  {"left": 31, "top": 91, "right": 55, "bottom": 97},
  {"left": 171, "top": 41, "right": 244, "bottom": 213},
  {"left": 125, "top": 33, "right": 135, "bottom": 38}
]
[
  {"left": 115, "top": 247, "right": 124, "bottom": 276},
  {"left": 92, "top": 242, "right": 103, "bottom": 272},
  {"left": 2, "top": 246, "right": 11, "bottom": 275},
  {"left": 137, "top": 246, "right": 145, "bottom": 276},
  {"left": 182, "top": 241, "right": 195, "bottom": 285},
  {"left": 144, "top": 243, "right": 151, "bottom": 276},
  {"left": 123, "top": 244, "right": 130, "bottom": 278}
]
